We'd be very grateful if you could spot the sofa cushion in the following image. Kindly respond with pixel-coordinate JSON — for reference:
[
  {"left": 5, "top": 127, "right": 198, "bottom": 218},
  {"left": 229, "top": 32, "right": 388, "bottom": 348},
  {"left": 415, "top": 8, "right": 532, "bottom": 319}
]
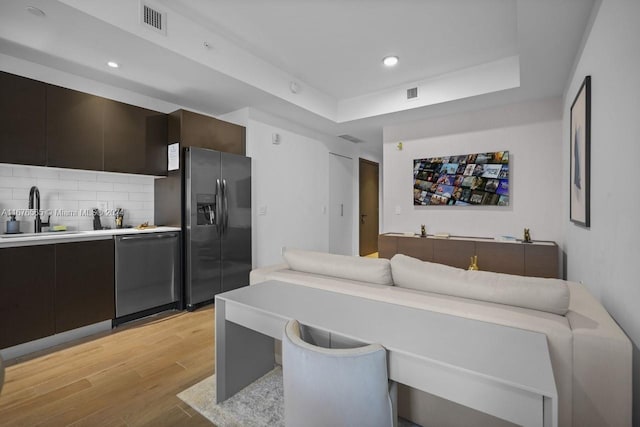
[
  {"left": 390, "top": 254, "right": 570, "bottom": 315},
  {"left": 283, "top": 248, "right": 393, "bottom": 286}
]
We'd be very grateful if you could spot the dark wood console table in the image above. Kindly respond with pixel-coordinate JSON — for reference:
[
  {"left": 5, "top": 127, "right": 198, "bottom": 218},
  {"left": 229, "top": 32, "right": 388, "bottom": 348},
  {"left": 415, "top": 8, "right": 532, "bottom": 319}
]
[{"left": 379, "top": 233, "right": 560, "bottom": 279}]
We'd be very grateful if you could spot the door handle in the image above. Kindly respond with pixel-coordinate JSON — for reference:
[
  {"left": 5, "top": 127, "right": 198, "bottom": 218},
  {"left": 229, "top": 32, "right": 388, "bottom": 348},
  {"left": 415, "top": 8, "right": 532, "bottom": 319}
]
[
  {"left": 118, "top": 233, "right": 178, "bottom": 241},
  {"left": 360, "top": 214, "right": 367, "bottom": 224},
  {"left": 341, "top": 204, "right": 344, "bottom": 217},
  {"left": 216, "top": 179, "right": 222, "bottom": 238},
  {"left": 222, "top": 179, "right": 229, "bottom": 237}
]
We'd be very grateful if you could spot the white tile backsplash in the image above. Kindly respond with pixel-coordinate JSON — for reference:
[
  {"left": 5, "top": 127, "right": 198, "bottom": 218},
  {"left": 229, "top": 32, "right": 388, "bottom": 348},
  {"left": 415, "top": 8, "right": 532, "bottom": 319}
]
[
  {"left": 36, "top": 178, "right": 78, "bottom": 190},
  {"left": 58, "top": 191, "right": 97, "bottom": 201},
  {"left": 96, "top": 191, "right": 129, "bottom": 201},
  {"left": 128, "top": 175, "right": 153, "bottom": 185},
  {"left": 97, "top": 173, "right": 131, "bottom": 184},
  {"left": 47, "top": 200, "right": 79, "bottom": 210},
  {"left": 0, "top": 164, "right": 155, "bottom": 233},
  {"left": 59, "top": 170, "right": 97, "bottom": 181},
  {"left": 11, "top": 189, "right": 29, "bottom": 201},
  {"left": 12, "top": 166, "right": 60, "bottom": 179},
  {"left": 113, "top": 183, "right": 145, "bottom": 193},
  {"left": 78, "top": 181, "right": 114, "bottom": 191},
  {"left": 0, "top": 188, "right": 12, "bottom": 200},
  {"left": 129, "top": 192, "right": 153, "bottom": 201},
  {"left": 1, "top": 177, "right": 33, "bottom": 188}
]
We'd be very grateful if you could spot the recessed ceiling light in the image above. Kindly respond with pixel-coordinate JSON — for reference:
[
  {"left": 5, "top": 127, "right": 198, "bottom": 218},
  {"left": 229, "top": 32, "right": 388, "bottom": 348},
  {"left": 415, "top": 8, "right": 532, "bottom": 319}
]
[
  {"left": 26, "top": 6, "right": 46, "bottom": 17},
  {"left": 382, "top": 56, "right": 399, "bottom": 67},
  {"left": 107, "top": 61, "right": 120, "bottom": 69}
]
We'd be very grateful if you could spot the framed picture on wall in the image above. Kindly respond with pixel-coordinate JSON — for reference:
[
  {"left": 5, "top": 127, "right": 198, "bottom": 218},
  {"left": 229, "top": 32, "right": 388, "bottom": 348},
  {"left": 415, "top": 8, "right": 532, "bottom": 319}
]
[{"left": 570, "top": 75, "right": 591, "bottom": 227}]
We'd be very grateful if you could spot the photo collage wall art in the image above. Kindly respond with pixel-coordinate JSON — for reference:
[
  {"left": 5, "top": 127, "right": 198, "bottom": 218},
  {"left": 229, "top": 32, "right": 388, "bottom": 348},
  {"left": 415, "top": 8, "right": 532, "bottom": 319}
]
[{"left": 413, "top": 151, "right": 509, "bottom": 206}]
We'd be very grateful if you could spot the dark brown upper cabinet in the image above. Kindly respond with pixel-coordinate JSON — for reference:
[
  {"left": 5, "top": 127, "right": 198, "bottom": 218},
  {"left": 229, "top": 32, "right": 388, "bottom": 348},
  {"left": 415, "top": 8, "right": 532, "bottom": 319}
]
[
  {"left": 103, "top": 100, "right": 167, "bottom": 176},
  {"left": 46, "top": 85, "right": 104, "bottom": 171},
  {"left": 0, "top": 71, "right": 47, "bottom": 166},
  {"left": 1, "top": 71, "right": 169, "bottom": 175},
  {"left": 170, "top": 109, "right": 246, "bottom": 155}
]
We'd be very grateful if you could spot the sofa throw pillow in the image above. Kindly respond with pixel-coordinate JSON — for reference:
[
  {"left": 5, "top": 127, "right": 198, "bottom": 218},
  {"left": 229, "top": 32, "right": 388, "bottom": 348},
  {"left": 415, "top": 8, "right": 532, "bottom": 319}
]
[
  {"left": 283, "top": 248, "right": 393, "bottom": 286},
  {"left": 390, "top": 254, "right": 570, "bottom": 315}
]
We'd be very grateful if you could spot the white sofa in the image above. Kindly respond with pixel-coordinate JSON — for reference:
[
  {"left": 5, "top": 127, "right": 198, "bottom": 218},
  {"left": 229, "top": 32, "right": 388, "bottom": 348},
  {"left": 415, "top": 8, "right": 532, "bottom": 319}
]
[{"left": 250, "top": 249, "right": 632, "bottom": 427}]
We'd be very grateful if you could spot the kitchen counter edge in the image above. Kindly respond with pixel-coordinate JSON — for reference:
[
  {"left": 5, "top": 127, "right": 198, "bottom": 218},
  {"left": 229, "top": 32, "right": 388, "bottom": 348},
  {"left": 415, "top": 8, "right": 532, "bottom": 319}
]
[{"left": 0, "top": 227, "right": 181, "bottom": 248}]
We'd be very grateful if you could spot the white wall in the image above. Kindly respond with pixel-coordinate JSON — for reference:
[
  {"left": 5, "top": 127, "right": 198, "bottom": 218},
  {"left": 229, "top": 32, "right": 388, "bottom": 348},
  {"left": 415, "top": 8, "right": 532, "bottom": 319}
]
[
  {"left": 382, "top": 98, "right": 563, "bottom": 242},
  {"left": 0, "top": 164, "right": 154, "bottom": 232},
  {"left": 562, "top": 1, "right": 640, "bottom": 421},
  {"left": 242, "top": 110, "right": 381, "bottom": 267}
]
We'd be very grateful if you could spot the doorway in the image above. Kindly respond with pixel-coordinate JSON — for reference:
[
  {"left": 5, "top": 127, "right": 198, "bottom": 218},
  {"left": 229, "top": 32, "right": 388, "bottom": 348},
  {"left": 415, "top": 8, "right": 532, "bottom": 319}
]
[
  {"left": 329, "top": 153, "right": 354, "bottom": 255},
  {"left": 359, "top": 158, "right": 379, "bottom": 256}
]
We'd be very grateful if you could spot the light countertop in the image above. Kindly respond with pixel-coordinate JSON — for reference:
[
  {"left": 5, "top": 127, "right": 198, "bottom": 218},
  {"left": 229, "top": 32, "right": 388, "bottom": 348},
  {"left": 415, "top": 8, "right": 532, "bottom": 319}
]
[{"left": 0, "top": 226, "right": 181, "bottom": 248}]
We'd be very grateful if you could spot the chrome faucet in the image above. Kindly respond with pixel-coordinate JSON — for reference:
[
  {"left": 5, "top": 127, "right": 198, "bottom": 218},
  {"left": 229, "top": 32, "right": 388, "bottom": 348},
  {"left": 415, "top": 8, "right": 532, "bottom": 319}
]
[{"left": 28, "top": 186, "right": 50, "bottom": 233}]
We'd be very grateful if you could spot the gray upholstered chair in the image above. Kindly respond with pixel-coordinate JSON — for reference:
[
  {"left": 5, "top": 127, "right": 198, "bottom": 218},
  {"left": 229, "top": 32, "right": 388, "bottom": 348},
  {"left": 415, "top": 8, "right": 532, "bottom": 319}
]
[{"left": 282, "top": 319, "right": 397, "bottom": 427}]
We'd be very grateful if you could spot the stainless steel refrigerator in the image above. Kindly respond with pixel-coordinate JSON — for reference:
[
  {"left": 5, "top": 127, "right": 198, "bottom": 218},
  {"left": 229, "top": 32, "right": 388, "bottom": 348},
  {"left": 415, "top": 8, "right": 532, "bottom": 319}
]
[{"left": 184, "top": 147, "right": 252, "bottom": 310}]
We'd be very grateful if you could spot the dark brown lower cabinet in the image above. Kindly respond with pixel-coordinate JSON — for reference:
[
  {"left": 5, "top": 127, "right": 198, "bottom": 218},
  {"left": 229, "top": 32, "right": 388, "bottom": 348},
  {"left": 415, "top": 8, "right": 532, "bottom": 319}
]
[
  {"left": 475, "top": 241, "right": 525, "bottom": 276},
  {"left": 432, "top": 239, "right": 476, "bottom": 270},
  {"left": 397, "top": 237, "right": 434, "bottom": 262},
  {"left": 55, "top": 240, "right": 115, "bottom": 333},
  {"left": 0, "top": 245, "right": 55, "bottom": 349},
  {"left": 0, "top": 239, "right": 115, "bottom": 350},
  {"left": 379, "top": 234, "right": 560, "bottom": 278}
]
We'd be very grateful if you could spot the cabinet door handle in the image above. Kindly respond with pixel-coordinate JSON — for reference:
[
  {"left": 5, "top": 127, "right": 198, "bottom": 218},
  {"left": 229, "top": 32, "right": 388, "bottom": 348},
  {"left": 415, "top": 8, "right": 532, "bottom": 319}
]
[
  {"left": 341, "top": 204, "right": 344, "bottom": 217},
  {"left": 118, "top": 233, "right": 178, "bottom": 241}
]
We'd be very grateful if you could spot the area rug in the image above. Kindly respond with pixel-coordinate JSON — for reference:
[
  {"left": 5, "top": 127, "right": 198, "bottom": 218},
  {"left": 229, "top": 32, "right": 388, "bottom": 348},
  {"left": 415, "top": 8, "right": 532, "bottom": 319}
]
[
  {"left": 178, "top": 367, "right": 419, "bottom": 427},
  {"left": 178, "top": 367, "right": 284, "bottom": 427}
]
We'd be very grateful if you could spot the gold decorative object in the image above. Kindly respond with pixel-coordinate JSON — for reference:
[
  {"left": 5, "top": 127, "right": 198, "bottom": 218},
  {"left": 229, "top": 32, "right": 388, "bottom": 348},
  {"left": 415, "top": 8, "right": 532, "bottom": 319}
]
[
  {"left": 468, "top": 255, "right": 479, "bottom": 271},
  {"left": 523, "top": 228, "right": 532, "bottom": 243},
  {"left": 420, "top": 224, "right": 426, "bottom": 237}
]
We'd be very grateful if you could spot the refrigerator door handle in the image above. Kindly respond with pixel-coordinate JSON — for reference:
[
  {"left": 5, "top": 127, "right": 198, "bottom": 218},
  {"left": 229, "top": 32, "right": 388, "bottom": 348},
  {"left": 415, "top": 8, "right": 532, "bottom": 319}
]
[
  {"left": 216, "top": 179, "right": 223, "bottom": 238},
  {"left": 222, "top": 179, "right": 229, "bottom": 237}
]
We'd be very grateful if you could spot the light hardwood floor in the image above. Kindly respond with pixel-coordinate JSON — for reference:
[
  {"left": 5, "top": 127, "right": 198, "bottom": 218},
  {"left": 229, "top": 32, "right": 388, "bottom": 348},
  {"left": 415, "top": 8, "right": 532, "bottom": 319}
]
[{"left": 0, "top": 307, "right": 215, "bottom": 426}]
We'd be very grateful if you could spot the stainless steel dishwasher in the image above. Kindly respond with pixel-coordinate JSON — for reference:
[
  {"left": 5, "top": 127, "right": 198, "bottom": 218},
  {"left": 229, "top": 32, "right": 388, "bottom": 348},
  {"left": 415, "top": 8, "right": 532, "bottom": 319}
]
[{"left": 114, "top": 232, "right": 180, "bottom": 324}]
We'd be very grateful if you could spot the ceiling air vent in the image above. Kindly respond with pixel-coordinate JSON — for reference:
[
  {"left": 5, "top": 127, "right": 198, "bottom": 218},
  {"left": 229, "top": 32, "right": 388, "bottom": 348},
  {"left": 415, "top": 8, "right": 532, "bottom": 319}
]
[
  {"left": 141, "top": 3, "right": 167, "bottom": 35},
  {"left": 407, "top": 87, "right": 418, "bottom": 100},
  {"left": 338, "top": 134, "right": 364, "bottom": 144}
]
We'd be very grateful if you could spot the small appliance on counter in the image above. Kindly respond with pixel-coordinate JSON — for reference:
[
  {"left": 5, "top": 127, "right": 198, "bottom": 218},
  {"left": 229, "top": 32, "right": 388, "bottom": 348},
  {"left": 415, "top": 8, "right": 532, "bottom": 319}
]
[
  {"left": 115, "top": 208, "right": 124, "bottom": 229},
  {"left": 93, "top": 208, "right": 102, "bottom": 230},
  {"left": 5, "top": 215, "right": 20, "bottom": 234}
]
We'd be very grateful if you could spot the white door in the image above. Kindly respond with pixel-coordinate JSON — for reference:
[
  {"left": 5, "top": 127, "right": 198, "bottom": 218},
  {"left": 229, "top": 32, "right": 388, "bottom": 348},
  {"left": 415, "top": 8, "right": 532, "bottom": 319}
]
[{"left": 329, "top": 153, "right": 353, "bottom": 255}]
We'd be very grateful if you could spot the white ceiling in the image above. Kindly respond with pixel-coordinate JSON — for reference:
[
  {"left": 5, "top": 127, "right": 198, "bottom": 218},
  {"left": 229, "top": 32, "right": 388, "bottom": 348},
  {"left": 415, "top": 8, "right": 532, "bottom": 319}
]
[
  {"left": 165, "top": 0, "right": 519, "bottom": 99},
  {"left": 0, "top": 0, "right": 595, "bottom": 150}
]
